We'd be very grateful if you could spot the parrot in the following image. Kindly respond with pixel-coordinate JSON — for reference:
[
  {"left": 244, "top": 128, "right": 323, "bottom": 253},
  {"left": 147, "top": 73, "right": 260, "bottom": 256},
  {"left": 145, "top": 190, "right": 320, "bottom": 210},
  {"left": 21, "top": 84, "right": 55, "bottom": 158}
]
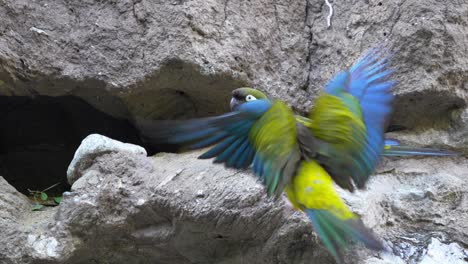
[
  {"left": 135, "top": 48, "right": 398, "bottom": 262},
  {"left": 231, "top": 89, "right": 458, "bottom": 158}
]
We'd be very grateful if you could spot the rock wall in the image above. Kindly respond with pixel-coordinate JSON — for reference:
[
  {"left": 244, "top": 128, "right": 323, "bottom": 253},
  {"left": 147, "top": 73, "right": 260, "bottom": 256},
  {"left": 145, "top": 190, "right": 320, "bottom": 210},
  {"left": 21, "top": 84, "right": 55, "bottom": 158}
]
[
  {"left": 0, "top": 139, "right": 333, "bottom": 264},
  {"left": 1, "top": 0, "right": 467, "bottom": 148},
  {"left": 1, "top": 0, "right": 466, "bottom": 133},
  {"left": 0, "top": 0, "right": 467, "bottom": 263},
  {"left": 1, "top": 136, "right": 467, "bottom": 264},
  {"left": 0, "top": 0, "right": 309, "bottom": 119}
]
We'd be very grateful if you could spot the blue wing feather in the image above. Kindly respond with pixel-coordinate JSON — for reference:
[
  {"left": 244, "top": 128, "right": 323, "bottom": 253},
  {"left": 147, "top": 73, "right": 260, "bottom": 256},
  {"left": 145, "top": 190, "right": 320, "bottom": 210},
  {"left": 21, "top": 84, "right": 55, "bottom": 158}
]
[
  {"left": 199, "top": 136, "right": 238, "bottom": 159},
  {"left": 242, "top": 148, "right": 254, "bottom": 169},
  {"left": 324, "top": 47, "right": 396, "bottom": 187},
  {"left": 253, "top": 154, "right": 265, "bottom": 179},
  {"left": 188, "top": 132, "right": 229, "bottom": 149},
  {"left": 384, "top": 138, "right": 400, "bottom": 146},
  {"left": 154, "top": 99, "right": 273, "bottom": 169},
  {"left": 350, "top": 49, "right": 395, "bottom": 187},
  {"left": 171, "top": 127, "right": 219, "bottom": 142},
  {"left": 228, "top": 139, "right": 250, "bottom": 167},
  {"left": 235, "top": 144, "right": 256, "bottom": 169},
  {"left": 215, "top": 137, "right": 244, "bottom": 163}
]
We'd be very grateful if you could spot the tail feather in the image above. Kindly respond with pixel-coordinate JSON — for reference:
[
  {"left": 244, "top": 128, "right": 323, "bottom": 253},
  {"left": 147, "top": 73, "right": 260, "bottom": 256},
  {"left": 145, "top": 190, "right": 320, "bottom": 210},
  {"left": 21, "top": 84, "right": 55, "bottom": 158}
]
[
  {"left": 383, "top": 145, "right": 459, "bottom": 157},
  {"left": 383, "top": 138, "right": 400, "bottom": 146},
  {"left": 306, "top": 209, "right": 383, "bottom": 263}
]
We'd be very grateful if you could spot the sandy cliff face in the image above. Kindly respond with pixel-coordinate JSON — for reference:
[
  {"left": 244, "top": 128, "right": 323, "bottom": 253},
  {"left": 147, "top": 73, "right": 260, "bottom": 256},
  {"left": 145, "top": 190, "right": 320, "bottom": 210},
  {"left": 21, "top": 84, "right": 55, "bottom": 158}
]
[{"left": 0, "top": 0, "right": 467, "bottom": 263}]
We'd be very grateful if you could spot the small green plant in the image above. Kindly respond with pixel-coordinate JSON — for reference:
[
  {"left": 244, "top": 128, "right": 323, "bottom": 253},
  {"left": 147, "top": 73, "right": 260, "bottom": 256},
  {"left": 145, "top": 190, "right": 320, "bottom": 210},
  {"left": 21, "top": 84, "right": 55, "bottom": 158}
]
[
  {"left": 28, "top": 182, "right": 63, "bottom": 211},
  {"left": 54, "top": 196, "right": 63, "bottom": 204}
]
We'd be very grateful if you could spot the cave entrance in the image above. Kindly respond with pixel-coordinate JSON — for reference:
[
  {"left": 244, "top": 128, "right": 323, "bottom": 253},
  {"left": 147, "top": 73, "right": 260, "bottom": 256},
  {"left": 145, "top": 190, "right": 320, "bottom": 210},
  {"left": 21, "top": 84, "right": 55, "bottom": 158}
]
[
  {"left": 0, "top": 95, "right": 143, "bottom": 195},
  {"left": 0, "top": 60, "right": 249, "bottom": 196}
]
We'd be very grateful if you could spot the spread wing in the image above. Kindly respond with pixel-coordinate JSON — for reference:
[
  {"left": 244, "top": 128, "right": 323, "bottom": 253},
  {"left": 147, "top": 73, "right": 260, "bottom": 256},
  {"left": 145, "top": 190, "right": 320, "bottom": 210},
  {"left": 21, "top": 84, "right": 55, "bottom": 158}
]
[
  {"left": 137, "top": 99, "right": 301, "bottom": 197},
  {"left": 304, "top": 48, "right": 395, "bottom": 190}
]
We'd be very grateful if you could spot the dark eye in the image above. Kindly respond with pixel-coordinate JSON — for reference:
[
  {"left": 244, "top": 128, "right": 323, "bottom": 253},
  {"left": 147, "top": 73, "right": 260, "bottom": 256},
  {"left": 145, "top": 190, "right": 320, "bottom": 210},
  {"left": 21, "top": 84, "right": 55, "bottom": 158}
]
[{"left": 245, "top": 95, "right": 257, "bottom": 102}]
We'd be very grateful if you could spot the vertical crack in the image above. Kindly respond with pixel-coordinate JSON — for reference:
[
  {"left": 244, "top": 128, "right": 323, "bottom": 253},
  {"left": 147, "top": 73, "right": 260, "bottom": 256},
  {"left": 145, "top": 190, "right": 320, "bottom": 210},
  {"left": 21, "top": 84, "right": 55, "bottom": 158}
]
[{"left": 302, "top": 0, "right": 314, "bottom": 91}]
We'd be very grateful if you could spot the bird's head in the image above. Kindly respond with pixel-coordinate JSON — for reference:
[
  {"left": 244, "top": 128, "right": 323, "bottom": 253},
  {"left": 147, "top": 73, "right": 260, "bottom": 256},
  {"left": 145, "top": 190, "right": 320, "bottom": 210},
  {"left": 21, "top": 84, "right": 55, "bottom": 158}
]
[{"left": 230, "top": 87, "right": 268, "bottom": 111}]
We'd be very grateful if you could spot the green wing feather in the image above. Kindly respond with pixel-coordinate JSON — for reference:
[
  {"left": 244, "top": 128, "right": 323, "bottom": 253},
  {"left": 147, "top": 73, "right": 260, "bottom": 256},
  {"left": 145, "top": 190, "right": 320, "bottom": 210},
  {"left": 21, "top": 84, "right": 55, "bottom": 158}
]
[
  {"left": 249, "top": 101, "right": 301, "bottom": 197},
  {"left": 308, "top": 93, "right": 366, "bottom": 151},
  {"left": 295, "top": 96, "right": 369, "bottom": 191}
]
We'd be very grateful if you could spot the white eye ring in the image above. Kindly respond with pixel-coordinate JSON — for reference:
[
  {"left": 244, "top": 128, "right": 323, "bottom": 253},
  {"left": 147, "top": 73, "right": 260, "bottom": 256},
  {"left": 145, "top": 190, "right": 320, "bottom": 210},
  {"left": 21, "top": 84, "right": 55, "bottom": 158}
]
[{"left": 246, "top": 95, "right": 257, "bottom": 102}]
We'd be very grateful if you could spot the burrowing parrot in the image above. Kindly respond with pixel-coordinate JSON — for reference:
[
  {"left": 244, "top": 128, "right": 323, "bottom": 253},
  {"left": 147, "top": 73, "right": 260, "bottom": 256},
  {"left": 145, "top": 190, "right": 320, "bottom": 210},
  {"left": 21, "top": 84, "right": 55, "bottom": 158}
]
[
  {"left": 136, "top": 48, "right": 410, "bottom": 262},
  {"left": 231, "top": 89, "right": 458, "bottom": 158}
]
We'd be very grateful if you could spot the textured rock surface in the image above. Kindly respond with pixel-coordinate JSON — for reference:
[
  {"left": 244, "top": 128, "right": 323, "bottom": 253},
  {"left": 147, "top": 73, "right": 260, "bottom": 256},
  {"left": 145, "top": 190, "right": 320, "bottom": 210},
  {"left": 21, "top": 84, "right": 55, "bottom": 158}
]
[
  {"left": 342, "top": 156, "right": 468, "bottom": 263},
  {"left": 0, "top": 0, "right": 308, "bottom": 120},
  {"left": 1, "top": 0, "right": 466, "bottom": 142},
  {"left": 0, "top": 150, "right": 336, "bottom": 264},
  {"left": 1, "top": 147, "right": 467, "bottom": 264},
  {"left": 1, "top": 0, "right": 468, "bottom": 263},
  {"left": 67, "top": 133, "right": 146, "bottom": 185},
  {"left": 419, "top": 238, "right": 468, "bottom": 264},
  {"left": 0, "top": 176, "right": 67, "bottom": 264},
  {"left": 0, "top": 176, "right": 31, "bottom": 221}
]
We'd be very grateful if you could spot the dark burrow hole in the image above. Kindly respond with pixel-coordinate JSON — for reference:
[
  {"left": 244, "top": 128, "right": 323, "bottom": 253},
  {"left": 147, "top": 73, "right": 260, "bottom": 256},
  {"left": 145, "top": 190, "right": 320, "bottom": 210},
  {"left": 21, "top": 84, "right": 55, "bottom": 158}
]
[
  {"left": 0, "top": 59, "right": 246, "bottom": 196},
  {"left": 389, "top": 90, "right": 466, "bottom": 131},
  {"left": 0, "top": 95, "right": 150, "bottom": 195}
]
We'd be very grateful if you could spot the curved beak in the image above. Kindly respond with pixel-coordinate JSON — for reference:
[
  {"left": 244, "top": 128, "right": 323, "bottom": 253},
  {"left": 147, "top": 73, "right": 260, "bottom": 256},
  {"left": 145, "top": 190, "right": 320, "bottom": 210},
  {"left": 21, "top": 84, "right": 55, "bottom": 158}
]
[{"left": 230, "top": 98, "right": 241, "bottom": 111}]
